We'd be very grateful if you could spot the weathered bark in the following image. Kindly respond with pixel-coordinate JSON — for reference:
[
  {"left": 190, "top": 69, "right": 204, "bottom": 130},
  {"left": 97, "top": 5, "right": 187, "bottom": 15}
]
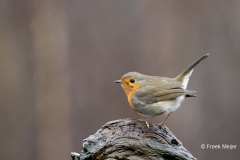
[{"left": 71, "top": 119, "right": 196, "bottom": 160}]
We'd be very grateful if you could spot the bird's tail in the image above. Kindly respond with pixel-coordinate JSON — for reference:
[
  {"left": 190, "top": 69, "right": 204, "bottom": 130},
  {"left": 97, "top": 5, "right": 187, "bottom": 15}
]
[
  {"left": 185, "top": 90, "right": 197, "bottom": 98},
  {"left": 174, "top": 54, "right": 209, "bottom": 89}
]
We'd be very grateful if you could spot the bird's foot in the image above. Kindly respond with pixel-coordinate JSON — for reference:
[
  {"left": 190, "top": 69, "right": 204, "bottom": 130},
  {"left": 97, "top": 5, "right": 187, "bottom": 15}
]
[
  {"left": 160, "top": 122, "right": 169, "bottom": 131},
  {"left": 139, "top": 119, "right": 150, "bottom": 128},
  {"left": 145, "top": 121, "right": 150, "bottom": 128}
]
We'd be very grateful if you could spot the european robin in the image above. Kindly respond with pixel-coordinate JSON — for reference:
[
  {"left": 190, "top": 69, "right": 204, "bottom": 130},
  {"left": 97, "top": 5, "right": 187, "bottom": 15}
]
[{"left": 115, "top": 54, "right": 209, "bottom": 128}]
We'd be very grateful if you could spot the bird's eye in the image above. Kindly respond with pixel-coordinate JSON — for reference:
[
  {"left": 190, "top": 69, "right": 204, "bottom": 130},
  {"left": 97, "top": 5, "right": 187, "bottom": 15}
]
[{"left": 130, "top": 79, "right": 135, "bottom": 83}]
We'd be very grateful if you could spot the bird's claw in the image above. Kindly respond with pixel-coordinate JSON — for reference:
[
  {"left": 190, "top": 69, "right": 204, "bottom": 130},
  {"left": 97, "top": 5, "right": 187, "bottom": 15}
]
[
  {"left": 138, "top": 119, "right": 150, "bottom": 128},
  {"left": 161, "top": 122, "right": 169, "bottom": 131},
  {"left": 145, "top": 121, "right": 149, "bottom": 128}
]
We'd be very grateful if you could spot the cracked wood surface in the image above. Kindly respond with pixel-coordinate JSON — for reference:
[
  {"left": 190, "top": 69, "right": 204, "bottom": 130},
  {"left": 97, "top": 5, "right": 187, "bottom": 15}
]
[{"left": 71, "top": 119, "right": 196, "bottom": 160}]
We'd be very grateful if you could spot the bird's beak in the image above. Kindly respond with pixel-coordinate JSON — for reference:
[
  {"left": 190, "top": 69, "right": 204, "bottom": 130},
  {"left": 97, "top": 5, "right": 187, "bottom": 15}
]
[{"left": 114, "top": 80, "right": 122, "bottom": 84}]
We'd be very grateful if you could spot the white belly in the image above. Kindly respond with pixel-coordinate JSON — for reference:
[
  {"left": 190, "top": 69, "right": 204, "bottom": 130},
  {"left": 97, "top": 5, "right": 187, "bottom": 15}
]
[{"left": 135, "top": 95, "right": 185, "bottom": 117}]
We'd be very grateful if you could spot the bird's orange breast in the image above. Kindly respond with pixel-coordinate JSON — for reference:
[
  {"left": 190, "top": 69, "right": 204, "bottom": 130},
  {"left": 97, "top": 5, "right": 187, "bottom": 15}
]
[
  {"left": 127, "top": 90, "right": 138, "bottom": 111},
  {"left": 121, "top": 82, "right": 141, "bottom": 112}
]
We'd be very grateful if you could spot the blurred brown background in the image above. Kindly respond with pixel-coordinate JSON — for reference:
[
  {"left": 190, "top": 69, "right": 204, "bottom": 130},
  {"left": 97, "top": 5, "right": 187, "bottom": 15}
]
[{"left": 0, "top": 0, "right": 240, "bottom": 160}]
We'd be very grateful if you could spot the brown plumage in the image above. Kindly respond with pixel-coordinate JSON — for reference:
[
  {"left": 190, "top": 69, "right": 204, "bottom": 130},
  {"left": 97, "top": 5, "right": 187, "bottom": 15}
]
[{"left": 115, "top": 54, "right": 209, "bottom": 128}]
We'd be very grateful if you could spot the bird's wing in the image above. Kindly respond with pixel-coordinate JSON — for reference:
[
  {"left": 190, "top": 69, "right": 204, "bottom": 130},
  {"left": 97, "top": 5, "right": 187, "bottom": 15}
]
[{"left": 135, "top": 77, "right": 195, "bottom": 104}]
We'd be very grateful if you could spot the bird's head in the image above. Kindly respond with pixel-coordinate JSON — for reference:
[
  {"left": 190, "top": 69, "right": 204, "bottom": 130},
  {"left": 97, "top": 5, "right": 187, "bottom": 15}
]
[{"left": 115, "top": 72, "right": 147, "bottom": 96}]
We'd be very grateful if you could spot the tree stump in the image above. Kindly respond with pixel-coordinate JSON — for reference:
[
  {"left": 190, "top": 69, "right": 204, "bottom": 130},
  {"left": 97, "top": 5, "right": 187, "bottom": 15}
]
[{"left": 71, "top": 118, "right": 196, "bottom": 160}]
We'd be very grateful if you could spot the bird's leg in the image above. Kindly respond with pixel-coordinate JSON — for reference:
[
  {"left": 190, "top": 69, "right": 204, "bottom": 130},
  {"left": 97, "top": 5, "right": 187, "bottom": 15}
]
[
  {"left": 143, "top": 113, "right": 163, "bottom": 128},
  {"left": 161, "top": 112, "right": 172, "bottom": 129},
  {"left": 138, "top": 119, "right": 150, "bottom": 128},
  {"left": 140, "top": 112, "right": 167, "bottom": 128},
  {"left": 145, "top": 120, "right": 150, "bottom": 128},
  {"left": 139, "top": 116, "right": 154, "bottom": 128}
]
